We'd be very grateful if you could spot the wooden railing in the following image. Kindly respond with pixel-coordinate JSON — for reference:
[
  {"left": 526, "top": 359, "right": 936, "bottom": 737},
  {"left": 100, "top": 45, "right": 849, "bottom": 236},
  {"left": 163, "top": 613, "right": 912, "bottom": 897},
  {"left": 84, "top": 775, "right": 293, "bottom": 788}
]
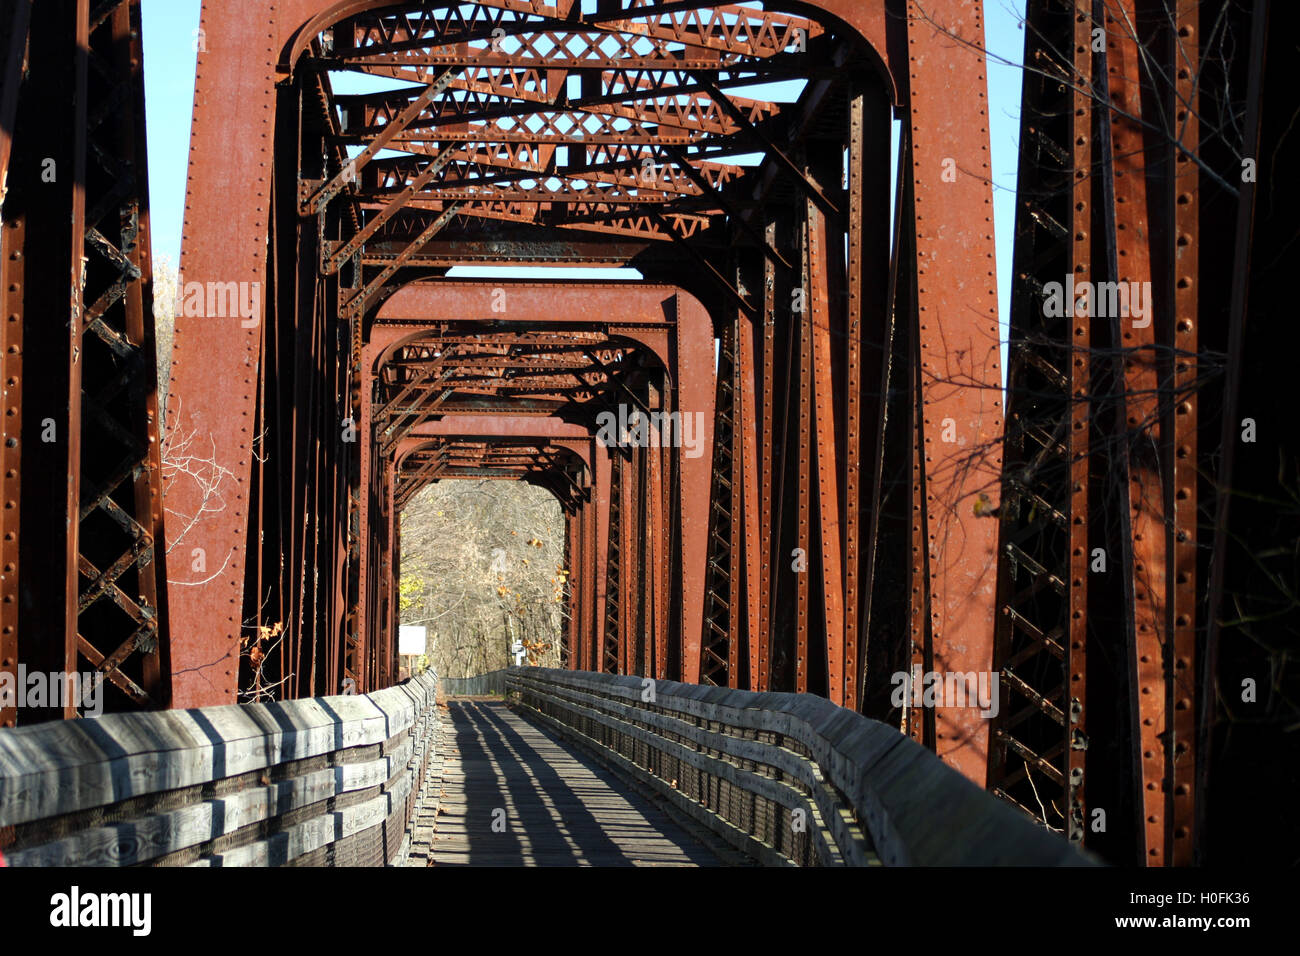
[
  {"left": 0, "top": 664, "right": 1093, "bottom": 867},
  {"left": 440, "top": 669, "right": 509, "bottom": 696},
  {"left": 508, "top": 667, "right": 1092, "bottom": 866},
  {"left": 0, "top": 670, "right": 438, "bottom": 867}
]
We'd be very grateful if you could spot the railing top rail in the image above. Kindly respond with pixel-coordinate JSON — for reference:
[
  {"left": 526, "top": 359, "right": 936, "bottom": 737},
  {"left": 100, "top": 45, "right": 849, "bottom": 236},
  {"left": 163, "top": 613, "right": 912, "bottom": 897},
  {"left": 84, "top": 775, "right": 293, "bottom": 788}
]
[
  {"left": 0, "top": 670, "right": 438, "bottom": 828},
  {"left": 507, "top": 667, "right": 1091, "bottom": 867}
]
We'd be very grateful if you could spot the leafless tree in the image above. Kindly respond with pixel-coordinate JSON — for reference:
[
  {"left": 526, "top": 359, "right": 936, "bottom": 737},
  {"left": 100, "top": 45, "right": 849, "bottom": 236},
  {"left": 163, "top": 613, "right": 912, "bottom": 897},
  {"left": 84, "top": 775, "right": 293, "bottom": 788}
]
[{"left": 399, "top": 479, "right": 566, "bottom": 679}]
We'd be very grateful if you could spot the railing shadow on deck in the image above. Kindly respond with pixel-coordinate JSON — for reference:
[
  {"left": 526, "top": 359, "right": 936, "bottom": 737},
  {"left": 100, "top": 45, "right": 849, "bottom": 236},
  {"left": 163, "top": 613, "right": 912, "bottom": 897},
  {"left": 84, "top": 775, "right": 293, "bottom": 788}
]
[
  {"left": 446, "top": 699, "right": 576, "bottom": 865},
  {"left": 441, "top": 699, "right": 720, "bottom": 866}
]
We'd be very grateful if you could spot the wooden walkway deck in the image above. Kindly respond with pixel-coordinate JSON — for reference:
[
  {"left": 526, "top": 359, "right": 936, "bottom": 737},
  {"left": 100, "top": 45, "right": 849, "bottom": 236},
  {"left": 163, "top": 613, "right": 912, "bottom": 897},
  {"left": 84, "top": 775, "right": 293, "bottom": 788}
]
[{"left": 416, "top": 698, "right": 724, "bottom": 866}]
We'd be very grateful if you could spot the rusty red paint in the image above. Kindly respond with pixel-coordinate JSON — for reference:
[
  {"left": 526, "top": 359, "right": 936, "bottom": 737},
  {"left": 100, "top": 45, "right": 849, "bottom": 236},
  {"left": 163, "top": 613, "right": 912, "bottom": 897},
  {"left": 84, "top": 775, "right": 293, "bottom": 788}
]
[
  {"left": 904, "top": 0, "right": 1003, "bottom": 785},
  {"left": 161, "top": 0, "right": 995, "bottom": 785}
]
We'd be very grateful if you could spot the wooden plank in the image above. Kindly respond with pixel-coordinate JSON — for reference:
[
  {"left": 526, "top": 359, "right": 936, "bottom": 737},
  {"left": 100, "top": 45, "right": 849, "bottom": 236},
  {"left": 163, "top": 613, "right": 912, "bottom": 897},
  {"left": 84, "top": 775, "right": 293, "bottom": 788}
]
[
  {"left": 427, "top": 700, "right": 721, "bottom": 867},
  {"left": 8, "top": 755, "right": 394, "bottom": 867}
]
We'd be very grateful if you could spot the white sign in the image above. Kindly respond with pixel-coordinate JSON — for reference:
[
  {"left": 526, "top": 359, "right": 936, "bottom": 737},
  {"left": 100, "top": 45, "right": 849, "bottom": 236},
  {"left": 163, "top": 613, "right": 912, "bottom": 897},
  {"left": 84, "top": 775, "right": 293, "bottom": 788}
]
[{"left": 399, "top": 625, "right": 427, "bottom": 656}]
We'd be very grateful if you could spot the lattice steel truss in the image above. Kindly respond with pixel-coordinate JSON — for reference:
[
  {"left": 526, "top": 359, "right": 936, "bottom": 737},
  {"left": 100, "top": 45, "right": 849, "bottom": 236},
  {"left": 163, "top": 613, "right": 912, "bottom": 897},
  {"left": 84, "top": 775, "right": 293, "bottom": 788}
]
[
  {"left": 989, "top": 0, "right": 1276, "bottom": 866},
  {"left": 989, "top": 0, "right": 1087, "bottom": 848},
  {"left": 1, "top": 0, "right": 168, "bottom": 725}
]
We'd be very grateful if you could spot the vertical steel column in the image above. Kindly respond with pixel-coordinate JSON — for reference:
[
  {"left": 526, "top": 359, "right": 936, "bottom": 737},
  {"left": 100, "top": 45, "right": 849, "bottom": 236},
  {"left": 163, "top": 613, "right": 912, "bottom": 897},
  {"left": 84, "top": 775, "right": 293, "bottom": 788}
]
[
  {"left": 603, "top": 450, "right": 621, "bottom": 674},
  {"left": 564, "top": 507, "right": 578, "bottom": 668},
  {"left": 389, "top": 483, "right": 401, "bottom": 679},
  {"left": 0, "top": 211, "right": 20, "bottom": 727},
  {"left": 3, "top": 0, "right": 88, "bottom": 721},
  {"left": 1105, "top": 2, "right": 1170, "bottom": 865},
  {"left": 701, "top": 313, "right": 735, "bottom": 686},
  {"left": 651, "top": 435, "right": 667, "bottom": 679},
  {"left": 807, "top": 197, "right": 845, "bottom": 705},
  {"left": 0, "top": 0, "right": 27, "bottom": 720},
  {"left": 1065, "top": 0, "right": 1094, "bottom": 848},
  {"left": 349, "top": 307, "right": 373, "bottom": 694},
  {"left": 843, "top": 94, "right": 865, "bottom": 714},
  {"left": 356, "top": 364, "right": 376, "bottom": 693},
  {"left": 382, "top": 457, "right": 398, "bottom": 686},
  {"left": 736, "top": 258, "right": 763, "bottom": 691},
  {"left": 723, "top": 313, "right": 741, "bottom": 688},
  {"left": 767, "top": 217, "right": 800, "bottom": 695},
  {"left": 331, "top": 315, "right": 351, "bottom": 695},
  {"left": 618, "top": 445, "right": 635, "bottom": 675},
  {"left": 845, "top": 73, "right": 893, "bottom": 714},
  {"left": 906, "top": 0, "right": 1004, "bottom": 785},
  {"left": 101, "top": 0, "right": 170, "bottom": 704},
  {"left": 757, "top": 220, "right": 778, "bottom": 693},
  {"left": 907, "top": 345, "right": 932, "bottom": 747},
  {"left": 674, "top": 293, "right": 714, "bottom": 685},
  {"left": 583, "top": 493, "right": 597, "bottom": 673},
  {"left": 795, "top": 203, "right": 813, "bottom": 694},
  {"left": 593, "top": 442, "right": 611, "bottom": 672},
  {"left": 859, "top": 137, "right": 911, "bottom": 723},
  {"left": 988, "top": 0, "right": 1091, "bottom": 843},
  {"left": 634, "top": 443, "right": 646, "bottom": 675},
  {"left": 1166, "top": 0, "right": 1199, "bottom": 866},
  {"left": 165, "top": 0, "right": 278, "bottom": 706},
  {"left": 635, "top": 442, "right": 647, "bottom": 676}
]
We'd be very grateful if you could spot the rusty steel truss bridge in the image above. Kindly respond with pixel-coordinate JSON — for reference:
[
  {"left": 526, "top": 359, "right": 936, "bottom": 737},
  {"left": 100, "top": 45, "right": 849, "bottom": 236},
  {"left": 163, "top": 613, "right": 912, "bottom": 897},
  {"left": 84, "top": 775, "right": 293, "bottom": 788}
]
[{"left": 0, "top": 0, "right": 1294, "bottom": 868}]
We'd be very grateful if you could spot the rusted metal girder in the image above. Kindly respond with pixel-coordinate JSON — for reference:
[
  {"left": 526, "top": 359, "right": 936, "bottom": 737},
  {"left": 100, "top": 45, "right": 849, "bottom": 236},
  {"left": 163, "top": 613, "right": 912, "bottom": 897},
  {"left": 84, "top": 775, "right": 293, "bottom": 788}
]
[
  {"left": 292, "top": 4, "right": 815, "bottom": 245},
  {"left": 361, "top": 281, "right": 713, "bottom": 687},
  {"left": 370, "top": 333, "right": 646, "bottom": 446},
  {"left": 989, "top": 0, "right": 1087, "bottom": 843},
  {"left": 988, "top": 0, "right": 1275, "bottom": 866},
  {"left": 384, "top": 410, "right": 658, "bottom": 686},
  {"left": 281, "top": 0, "right": 883, "bottom": 254},
  {"left": 903, "top": 0, "right": 1005, "bottom": 787},
  {"left": 0, "top": 0, "right": 31, "bottom": 727},
  {"left": 0, "top": 0, "right": 1268, "bottom": 869},
  {"left": 168, "top": 3, "right": 1003, "bottom": 803},
  {"left": 700, "top": 309, "right": 735, "bottom": 686},
  {"left": 681, "top": 3, "right": 1001, "bottom": 794},
  {"left": 1166, "top": 0, "right": 1199, "bottom": 869},
  {"left": 734, "top": 256, "right": 762, "bottom": 691},
  {"left": 1, "top": 0, "right": 170, "bottom": 724},
  {"left": 806, "top": 193, "right": 846, "bottom": 705},
  {"left": 339, "top": 2, "right": 825, "bottom": 60},
  {"left": 393, "top": 437, "right": 590, "bottom": 508},
  {"left": 1104, "top": 0, "right": 1171, "bottom": 867}
]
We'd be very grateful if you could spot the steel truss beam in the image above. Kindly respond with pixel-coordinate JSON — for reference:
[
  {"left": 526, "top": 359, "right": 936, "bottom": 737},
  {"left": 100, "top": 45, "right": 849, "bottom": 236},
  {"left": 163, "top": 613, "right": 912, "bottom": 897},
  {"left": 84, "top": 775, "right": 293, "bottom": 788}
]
[
  {"left": 987, "top": 0, "right": 1272, "bottom": 866},
  {"left": 169, "top": 0, "right": 1004, "bottom": 796},
  {"left": 1, "top": 0, "right": 170, "bottom": 725}
]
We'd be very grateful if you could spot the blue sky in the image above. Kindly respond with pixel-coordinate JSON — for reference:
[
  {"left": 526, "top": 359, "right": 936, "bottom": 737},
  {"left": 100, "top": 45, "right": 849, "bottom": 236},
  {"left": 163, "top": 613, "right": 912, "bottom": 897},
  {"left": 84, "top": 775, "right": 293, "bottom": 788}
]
[{"left": 142, "top": 1, "right": 1025, "bottom": 329}]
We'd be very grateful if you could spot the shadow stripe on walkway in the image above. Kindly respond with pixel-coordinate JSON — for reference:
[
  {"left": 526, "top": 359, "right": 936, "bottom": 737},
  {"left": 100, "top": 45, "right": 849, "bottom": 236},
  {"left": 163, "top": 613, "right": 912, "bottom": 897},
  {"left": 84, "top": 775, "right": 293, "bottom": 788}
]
[{"left": 426, "top": 698, "right": 724, "bottom": 867}]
